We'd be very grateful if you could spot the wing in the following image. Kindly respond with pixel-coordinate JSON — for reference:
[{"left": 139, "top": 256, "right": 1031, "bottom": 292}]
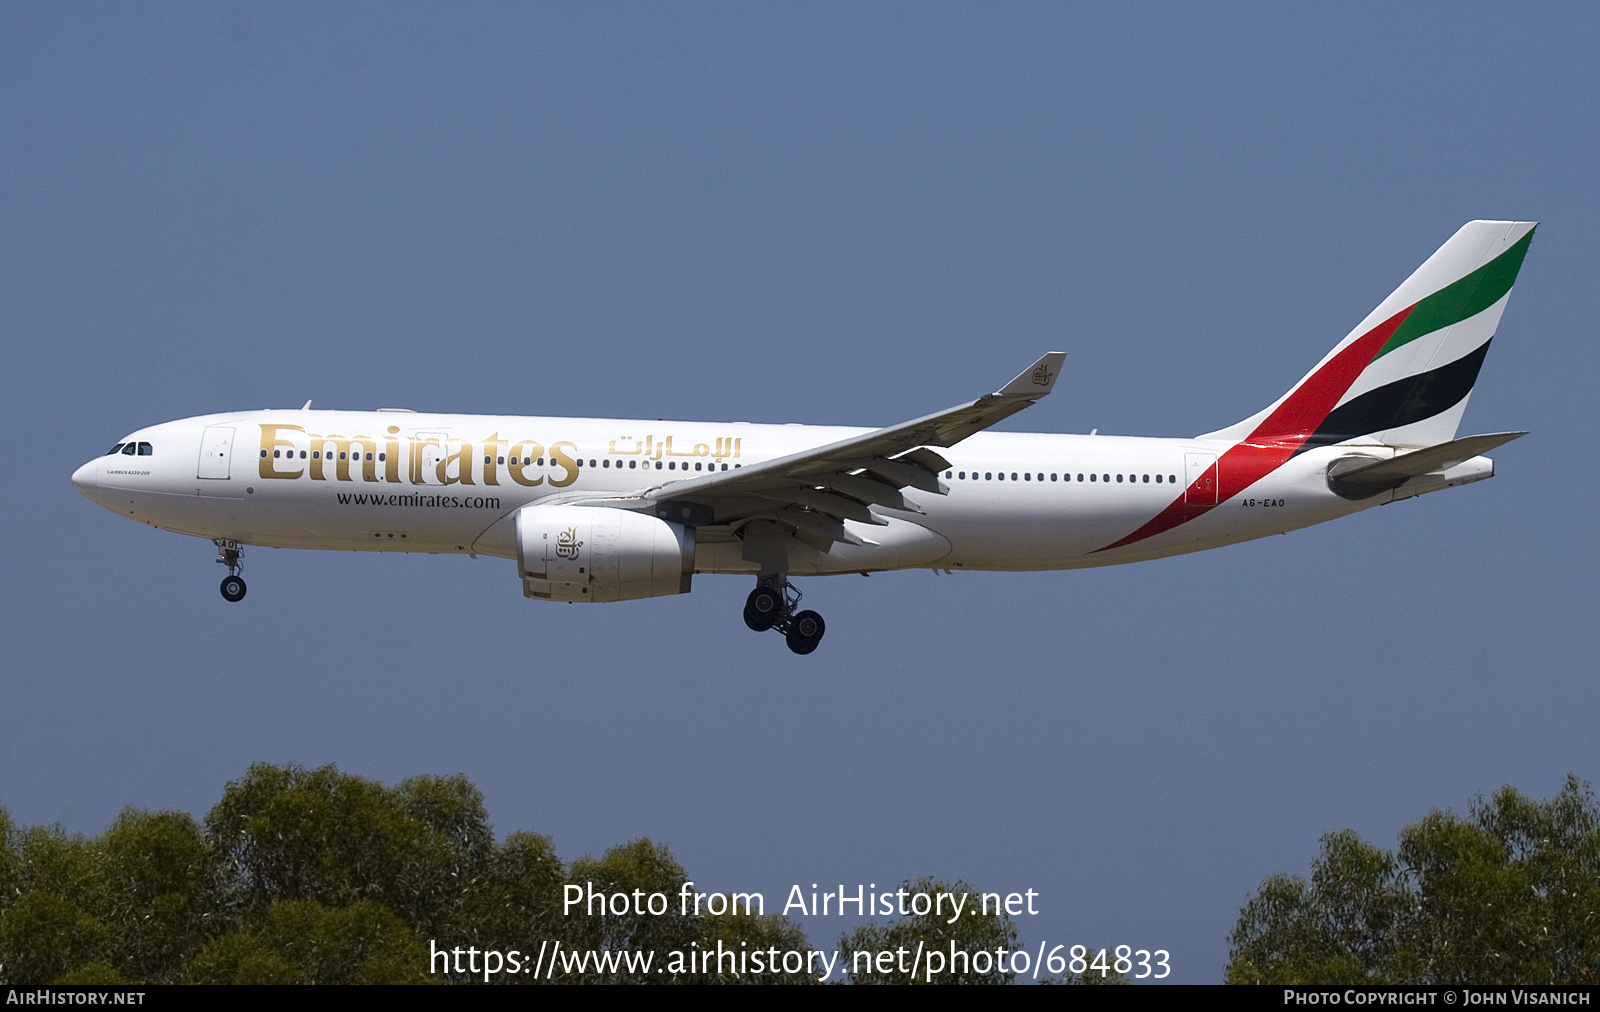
[{"left": 572, "top": 352, "right": 1066, "bottom": 552}]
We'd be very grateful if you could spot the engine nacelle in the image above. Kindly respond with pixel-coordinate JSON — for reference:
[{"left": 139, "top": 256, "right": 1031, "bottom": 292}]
[{"left": 516, "top": 504, "right": 695, "bottom": 603}]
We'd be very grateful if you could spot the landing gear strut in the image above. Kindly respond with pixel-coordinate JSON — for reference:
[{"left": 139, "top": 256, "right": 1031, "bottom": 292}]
[
  {"left": 215, "top": 539, "right": 246, "bottom": 603},
  {"left": 743, "top": 579, "right": 825, "bottom": 654}
]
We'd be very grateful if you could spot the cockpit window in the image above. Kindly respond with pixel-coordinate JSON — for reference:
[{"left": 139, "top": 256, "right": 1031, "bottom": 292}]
[
  {"left": 121, "top": 443, "right": 137, "bottom": 455},
  {"left": 137, "top": 442, "right": 153, "bottom": 456},
  {"left": 107, "top": 443, "right": 125, "bottom": 456}
]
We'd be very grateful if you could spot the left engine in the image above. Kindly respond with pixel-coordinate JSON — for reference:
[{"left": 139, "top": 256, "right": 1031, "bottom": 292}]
[{"left": 515, "top": 503, "right": 695, "bottom": 603}]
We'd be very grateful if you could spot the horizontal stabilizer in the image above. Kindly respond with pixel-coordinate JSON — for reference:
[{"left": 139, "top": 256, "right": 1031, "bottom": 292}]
[{"left": 1329, "top": 431, "right": 1525, "bottom": 495}]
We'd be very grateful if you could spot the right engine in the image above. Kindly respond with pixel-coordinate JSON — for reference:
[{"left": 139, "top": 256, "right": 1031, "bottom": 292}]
[{"left": 515, "top": 503, "right": 695, "bottom": 603}]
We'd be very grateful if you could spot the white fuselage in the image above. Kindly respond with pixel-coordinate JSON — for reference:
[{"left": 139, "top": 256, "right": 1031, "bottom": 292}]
[{"left": 71, "top": 409, "right": 1495, "bottom": 579}]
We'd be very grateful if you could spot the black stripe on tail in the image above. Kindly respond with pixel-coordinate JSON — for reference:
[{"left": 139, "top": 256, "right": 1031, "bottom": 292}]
[{"left": 1297, "top": 340, "right": 1491, "bottom": 452}]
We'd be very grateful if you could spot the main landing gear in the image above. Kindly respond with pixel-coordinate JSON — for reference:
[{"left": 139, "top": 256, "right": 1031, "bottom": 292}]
[
  {"left": 215, "top": 539, "right": 246, "bottom": 603},
  {"left": 743, "top": 580, "right": 826, "bottom": 655}
]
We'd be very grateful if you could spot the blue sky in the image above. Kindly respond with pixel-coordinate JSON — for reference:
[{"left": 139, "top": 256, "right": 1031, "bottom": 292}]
[{"left": 3, "top": 3, "right": 1597, "bottom": 982}]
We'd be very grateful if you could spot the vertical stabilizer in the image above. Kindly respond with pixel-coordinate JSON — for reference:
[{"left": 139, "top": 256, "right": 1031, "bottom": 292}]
[{"left": 1200, "top": 221, "right": 1535, "bottom": 448}]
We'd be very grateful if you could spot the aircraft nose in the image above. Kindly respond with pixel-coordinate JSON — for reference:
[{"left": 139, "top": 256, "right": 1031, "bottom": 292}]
[{"left": 71, "top": 458, "right": 99, "bottom": 496}]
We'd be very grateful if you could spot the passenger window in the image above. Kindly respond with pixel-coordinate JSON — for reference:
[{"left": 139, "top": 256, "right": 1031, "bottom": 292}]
[
  {"left": 1024, "top": 472, "right": 1031, "bottom": 481},
  {"left": 1155, "top": 474, "right": 1162, "bottom": 483},
  {"left": 1143, "top": 474, "right": 1149, "bottom": 482},
  {"left": 629, "top": 460, "right": 637, "bottom": 469},
  {"left": 985, "top": 472, "right": 992, "bottom": 480},
  {"left": 1116, "top": 474, "right": 1123, "bottom": 482},
  {"left": 1089, "top": 473, "right": 1096, "bottom": 482},
  {"left": 1170, "top": 475, "right": 1177, "bottom": 483},
  {"left": 958, "top": 471, "right": 965, "bottom": 479}
]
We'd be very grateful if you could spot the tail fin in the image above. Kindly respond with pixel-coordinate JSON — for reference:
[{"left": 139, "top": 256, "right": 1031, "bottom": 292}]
[{"left": 1200, "top": 221, "right": 1535, "bottom": 449}]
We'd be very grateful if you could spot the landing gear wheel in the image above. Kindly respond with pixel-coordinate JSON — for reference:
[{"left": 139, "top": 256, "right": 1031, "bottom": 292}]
[
  {"left": 785, "top": 610, "right": 825, "bottom": 655},
  {"left": 744, "top": 585, "right": 783, "bottom": 631},
  {"left": 220, "top": 575, "right": 247, "bottom": 603}
]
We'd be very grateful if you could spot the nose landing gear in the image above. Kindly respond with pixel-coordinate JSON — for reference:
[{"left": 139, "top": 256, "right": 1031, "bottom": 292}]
[
  {"left": 215, "top": 540, "right": 246, "bottom": 602},
  {"left": 743, "top": 580, "right": 825, "bottom": 654}
]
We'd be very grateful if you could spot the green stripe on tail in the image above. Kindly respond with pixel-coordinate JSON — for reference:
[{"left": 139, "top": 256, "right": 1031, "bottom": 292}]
[{"left": 1376, "top": 228, "right": 1534, "bottom": 360}]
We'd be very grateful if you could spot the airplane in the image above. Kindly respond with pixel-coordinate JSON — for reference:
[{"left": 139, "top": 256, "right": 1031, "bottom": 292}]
[{"left": 73, "top": 220, "right": 1535, "bottom": 655}]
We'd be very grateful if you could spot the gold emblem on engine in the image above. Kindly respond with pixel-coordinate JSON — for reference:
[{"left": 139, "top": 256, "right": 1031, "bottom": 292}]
[{"left": 555, "top": 527, "right": 583, "bottom": 560}]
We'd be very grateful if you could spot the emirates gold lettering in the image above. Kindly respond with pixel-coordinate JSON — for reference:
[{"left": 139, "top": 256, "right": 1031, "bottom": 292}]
[
  {"left": 259, "top": 424, "right": 305, "bottom": 479},
  {"left": 309, "top": 434, "right": 332, "bottom": 480},
  {"left": 411, "top": 435, "right": 439, "bottom": 485},
  {"left": 303, "top": 433, "right": 380, "bottom": 482},
  {"left": 507, "top": 440, "right": 544, "bottom": 487},
  {"left": 549, "top": 441, "right": 580, "bottom": 487},
  {"left": 481, "top": 431, "right": 505, "bottom": 486},
  {"left": 384, "top": 427, "right": 401, "bottom": 483},
  {"left": 438, "top": 438, "right": 475, "bottom": 486},
  {"left": 265, "top": 423, "right": 735, "bottom": 487}
]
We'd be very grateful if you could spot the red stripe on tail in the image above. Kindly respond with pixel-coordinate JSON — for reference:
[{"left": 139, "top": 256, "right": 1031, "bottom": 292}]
[{"left": 1093, "top": 305, "right": 1413, "bottom": 552}]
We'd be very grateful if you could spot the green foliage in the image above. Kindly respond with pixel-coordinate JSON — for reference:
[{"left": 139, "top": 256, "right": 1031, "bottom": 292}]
[
  {"left": 0, "top": 891, "right": 113, "bottom": 984},
  {"left": 696, "top": 906, "right": 818, "bottom": 984},
  {"left": 204, "top": 763, "right": 487, "bottom": 939},
  {"left": 0, "top": 806, "right": 19, "bottom": 912},
  {"left": 565, "top": 838, "right": 702, "bottom": 977},
  {"left": 52, "top": 962, "right": 127, "bottom": 985},
  {"left": 4, "top": 766, "right": 1044, "bottom": 985},
  {"left": 187, "top": 932, "right": 301, "bottom": 984},
  {"left": 1228, "top": 776, "right": 1600, "bottom": 985},
  {"left": 18, "top": 828, "right": 105, "bottom": 913},
  {"left": 263, "top": 900, "right": 432, "bottom": 984},
  {"left": 453, "top": 830, "right": 567, "bottom": 971},
  {"left": 840, "top": 877, "right": 1019, "bottom": 984},
  {"left": 0, "top": 766, "right": 828, "bottom": 984},
  {"left": 96, "top": 808, "right": 218, "bottom": 981}
]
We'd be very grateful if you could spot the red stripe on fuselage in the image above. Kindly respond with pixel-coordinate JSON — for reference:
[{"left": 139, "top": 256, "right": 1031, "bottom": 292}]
[{"left": 1093, "top": 305, "right": 1413, "bottom": 552}]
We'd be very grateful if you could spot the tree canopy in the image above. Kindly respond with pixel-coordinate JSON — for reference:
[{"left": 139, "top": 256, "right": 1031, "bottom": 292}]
[
  {"left": 0, "top": 763, "right": 807, "bottom": 984},
  {"left": 1227, "top": 776, "right": 1600, "bottom": 985}
]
